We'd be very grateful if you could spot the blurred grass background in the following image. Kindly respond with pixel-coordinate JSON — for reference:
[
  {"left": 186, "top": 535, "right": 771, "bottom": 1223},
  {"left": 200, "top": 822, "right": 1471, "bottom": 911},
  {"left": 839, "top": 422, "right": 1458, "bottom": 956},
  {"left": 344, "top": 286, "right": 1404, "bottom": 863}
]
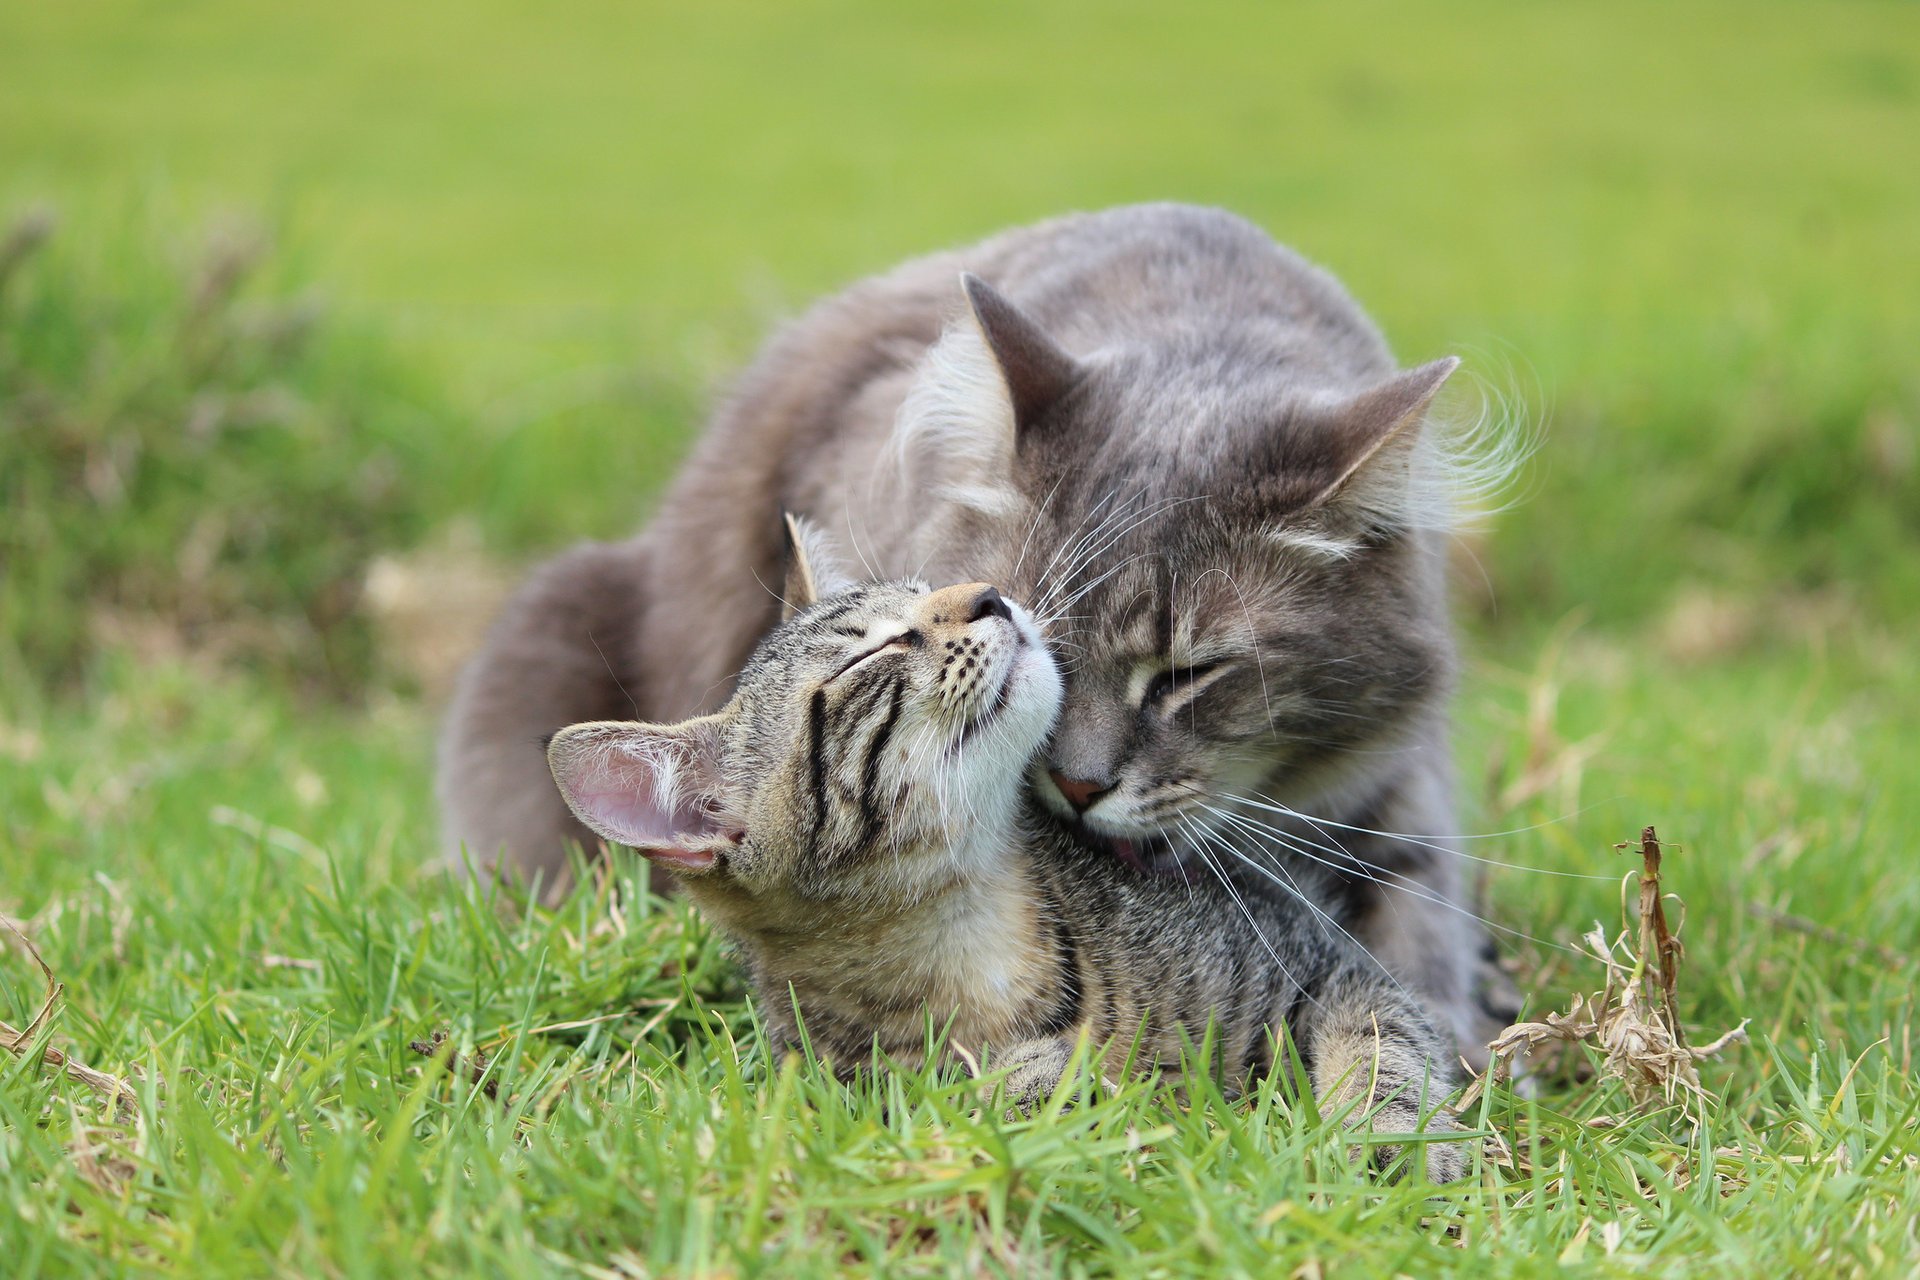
[
  {"left": 6, "top": 0, "right": 1917, "bottom": 642},
  {"left": 3, "top": 2, "right": 1918, "bottom": 1274}
]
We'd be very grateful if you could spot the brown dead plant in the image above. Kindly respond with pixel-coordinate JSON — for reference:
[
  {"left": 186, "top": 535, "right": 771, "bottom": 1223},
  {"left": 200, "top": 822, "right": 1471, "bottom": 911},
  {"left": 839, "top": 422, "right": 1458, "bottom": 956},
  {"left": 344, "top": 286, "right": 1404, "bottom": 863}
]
[
  {"left": 1462, "top": 826, "right": 1748, "bottom": 1115},
  {"left": 408, "top": 1029, "right": 504, "bottom": 1103},
  {"left": 1, "top": 916, "right": 141, "bottom": 1117}
]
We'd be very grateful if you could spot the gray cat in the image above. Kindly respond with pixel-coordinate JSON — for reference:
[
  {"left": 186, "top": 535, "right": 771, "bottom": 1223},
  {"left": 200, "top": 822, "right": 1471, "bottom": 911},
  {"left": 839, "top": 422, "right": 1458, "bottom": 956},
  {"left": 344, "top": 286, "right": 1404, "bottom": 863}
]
[
  {"left": 440, "top": 203, "right": 1517, "bottom": 1062},
  {"left": 545, "top": 529, "right": 1465, "bottom": 1181}
]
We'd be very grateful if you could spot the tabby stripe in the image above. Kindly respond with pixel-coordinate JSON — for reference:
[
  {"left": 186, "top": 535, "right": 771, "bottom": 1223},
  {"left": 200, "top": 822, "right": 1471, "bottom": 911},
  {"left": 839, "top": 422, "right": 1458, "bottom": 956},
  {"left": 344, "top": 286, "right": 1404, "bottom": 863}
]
[
  {"left": 805, "top": 600, "right": 861, "bottom": 628},
  {"left": 835, "top": 673, "right": 896, "bottom": 756},
  {"left": 813, "top": 675, "right": 894, "bottom": 861},
  {"left": 806, "top": 688, "right": 830, "bottom": 842},
  {"left": 1034, "top": 906, "right": 1084, "bottom": 1037},
  {"left": 854, "top": 675, "right": 907, "bottom": 847}
]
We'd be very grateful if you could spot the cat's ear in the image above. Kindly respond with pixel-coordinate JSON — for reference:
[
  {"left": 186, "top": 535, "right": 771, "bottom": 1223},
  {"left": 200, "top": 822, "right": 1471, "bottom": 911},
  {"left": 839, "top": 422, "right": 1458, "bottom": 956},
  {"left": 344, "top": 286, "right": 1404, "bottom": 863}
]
[
  {"left": 1308, "top": 357, "right": 1460, "bottom": 515},
  {"left": 891, "top": 276, "right": 1081, "bottom": 518},
  {"left": 781, "top": 512, "right": 852, "bottom": 621},
  {"left": 959, "top": 274, "right": 1082, "bottom": 429},
  {"left": 546, "top": 717, "right": 741, "bottom": 873}
]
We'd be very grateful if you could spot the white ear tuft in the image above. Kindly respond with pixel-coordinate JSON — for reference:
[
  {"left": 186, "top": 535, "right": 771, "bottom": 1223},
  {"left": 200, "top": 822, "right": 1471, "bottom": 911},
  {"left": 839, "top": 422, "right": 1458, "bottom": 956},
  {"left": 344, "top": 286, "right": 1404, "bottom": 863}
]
[
  {"left": 1302, "top": 355, "right": 1531, "bottom": 536},
  {"left": 889, "top": 291, "right": 1024, "bottom": 519},
  {"left": 1310, "top": 357, "right": 1460, "bottom": 513},
  {"left": 1264, "top": 525, "right": 1364, "bottom": 562},
  {"left": 781, "top": 512, "right": 853, "bottom": 620},
  {"left": 546, "top": 718, "right": 737, "bottom": 872}
]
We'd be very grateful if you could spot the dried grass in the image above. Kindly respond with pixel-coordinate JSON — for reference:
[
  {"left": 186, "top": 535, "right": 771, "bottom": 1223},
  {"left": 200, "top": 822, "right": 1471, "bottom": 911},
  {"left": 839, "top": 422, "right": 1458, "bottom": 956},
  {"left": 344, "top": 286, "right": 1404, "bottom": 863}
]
[
  {"left": 1, "top": 917, "right": 141, "bottom": 1117},
  {"left": 1463, "top": 826, "right": 1749, "bottom": 1114}
]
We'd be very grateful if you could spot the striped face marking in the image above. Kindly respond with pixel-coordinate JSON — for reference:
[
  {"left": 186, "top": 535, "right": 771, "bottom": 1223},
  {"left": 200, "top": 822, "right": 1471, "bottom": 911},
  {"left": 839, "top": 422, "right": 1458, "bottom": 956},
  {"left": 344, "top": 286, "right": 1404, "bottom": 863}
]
[{"left": 771, "top": 580, "right": 1063, "bottom": 888}]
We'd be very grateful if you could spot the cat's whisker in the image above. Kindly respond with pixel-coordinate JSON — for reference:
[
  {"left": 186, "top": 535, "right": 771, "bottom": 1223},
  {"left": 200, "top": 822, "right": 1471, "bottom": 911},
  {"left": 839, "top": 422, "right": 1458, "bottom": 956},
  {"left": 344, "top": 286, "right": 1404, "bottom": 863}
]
[
  {"left": 1231, "top": 790, "right": 1612, "bottom": 880},
  {"left": 1174, "top": 816, "right": 1319, "bottom": 1008},
  {"left": 1039, "top": 536, "right": 1184, "bottom": 635},
  {"left": 1199, "top": 801, "right": 1582, "bottom": 956},
  {"left": 1183, "top": 811, "right": 1362, "bottom": 959},
  {"left": 1036, "top": 495, "right": 1201, "bottom": 619},
  {"left": 1010, "top": 471, "right": 1070, "bottom": 584},
  {"left": 1036, "top": 553, "right": 1156, "bottom": 632},
  {"left": 1170, "top": 774, "right": 1518, "bottom": 919},
  {"left": 1036, "top": 492, "right": 1143, "bottom": 595},
  {"left": 1039, "top": 494, "right": 1199, "bottom": 620},
  {"left": 1029, "top": 485, "right": 1131, "bottom": 614},
  {"left": 843, "top": 499, "right": 882, "bottom": 581},
  {"left": 832, "top": 451, "right": 886, "bottom": 583},
  {"left": 1185, "top": 815, "right": 1419, "bottom": 1006},
  {"left": 1031, "top": 489, "right": 1174, "bottom": 617},
  {"left": 1203, "top": 800, "right": 1420, "bottom": 895},
  {"left": 910, "top": 540, "right": 943, "bottom": 584},
  {"left": 1191, "top": 562, "right": 1275, "bottom": 733}
]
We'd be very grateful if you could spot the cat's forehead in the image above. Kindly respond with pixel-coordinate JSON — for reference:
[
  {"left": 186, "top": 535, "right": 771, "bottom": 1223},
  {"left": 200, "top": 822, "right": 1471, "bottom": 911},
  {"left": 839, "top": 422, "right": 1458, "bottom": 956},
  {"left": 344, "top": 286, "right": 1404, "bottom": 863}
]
[
  {"left": 736, "top": 579, "right": 929, "bottom": 705},
  {"left": 789, "top": 580, "right": 930, "bottom": 643},
  {"left": 1035, "top": 537, "right": 1294, "bottom": 658}
]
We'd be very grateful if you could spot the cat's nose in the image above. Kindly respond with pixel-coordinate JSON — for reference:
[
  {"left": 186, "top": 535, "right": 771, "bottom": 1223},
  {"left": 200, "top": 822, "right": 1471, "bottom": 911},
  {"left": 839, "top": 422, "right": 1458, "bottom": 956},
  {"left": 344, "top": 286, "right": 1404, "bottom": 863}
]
[
  {"left": 967, "top": 586, "right": 1012, "bottom": 624},
  {"left": 1048, "top": 770, "right": 1111, "bottom": 814}
]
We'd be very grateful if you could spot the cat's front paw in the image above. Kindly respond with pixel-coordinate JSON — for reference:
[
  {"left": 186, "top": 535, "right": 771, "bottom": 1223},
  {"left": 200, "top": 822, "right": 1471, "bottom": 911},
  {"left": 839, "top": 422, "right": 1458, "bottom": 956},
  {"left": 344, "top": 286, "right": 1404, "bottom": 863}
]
[
  {"left": 978, "top": 1036, "right": 1085, "bottom": 1114},
  {"left": 1355, "top": 1101, "right": 1468, "bottom": 1184}
]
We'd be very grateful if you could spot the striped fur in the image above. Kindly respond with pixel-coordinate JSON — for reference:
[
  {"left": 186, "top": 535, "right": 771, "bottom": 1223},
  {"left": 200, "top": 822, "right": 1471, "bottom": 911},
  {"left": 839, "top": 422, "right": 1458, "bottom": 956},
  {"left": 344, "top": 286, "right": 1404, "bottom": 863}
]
[{"left": 548, "top": 571, "right": 1464, "bottom": 1181}]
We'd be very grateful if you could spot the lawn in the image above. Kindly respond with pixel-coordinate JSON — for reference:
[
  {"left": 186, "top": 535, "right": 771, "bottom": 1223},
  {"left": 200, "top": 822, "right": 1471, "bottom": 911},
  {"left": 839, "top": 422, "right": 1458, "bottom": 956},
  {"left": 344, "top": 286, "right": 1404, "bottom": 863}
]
[{"left": 3, "top": 1, "right": 1918, "bottom": 1275}]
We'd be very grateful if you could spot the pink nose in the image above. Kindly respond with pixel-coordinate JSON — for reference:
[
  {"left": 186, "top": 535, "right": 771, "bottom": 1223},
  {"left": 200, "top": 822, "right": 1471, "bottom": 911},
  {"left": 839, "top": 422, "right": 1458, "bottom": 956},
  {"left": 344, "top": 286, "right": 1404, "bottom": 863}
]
[{"left": 1048, "top": 770, "right": 1111, "bottom": 814}]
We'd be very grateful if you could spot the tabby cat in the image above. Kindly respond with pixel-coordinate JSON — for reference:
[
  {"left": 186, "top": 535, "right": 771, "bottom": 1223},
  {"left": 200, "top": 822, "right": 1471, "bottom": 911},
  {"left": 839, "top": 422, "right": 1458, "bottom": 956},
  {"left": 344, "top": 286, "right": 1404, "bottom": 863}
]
[
  {"left": 546, "top": 525, "right": 1464, "bottom": 1181},
  {"left": 442, "top": 204, "right": 1517, "bottom": 1064}
]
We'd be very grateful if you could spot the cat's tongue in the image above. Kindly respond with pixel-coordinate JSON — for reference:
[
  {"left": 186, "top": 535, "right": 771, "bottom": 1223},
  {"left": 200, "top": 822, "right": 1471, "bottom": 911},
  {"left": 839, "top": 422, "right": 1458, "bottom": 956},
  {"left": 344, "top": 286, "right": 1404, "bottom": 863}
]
[{"left": 1112, "top": 839, "right": 1152, "bottom": 872}]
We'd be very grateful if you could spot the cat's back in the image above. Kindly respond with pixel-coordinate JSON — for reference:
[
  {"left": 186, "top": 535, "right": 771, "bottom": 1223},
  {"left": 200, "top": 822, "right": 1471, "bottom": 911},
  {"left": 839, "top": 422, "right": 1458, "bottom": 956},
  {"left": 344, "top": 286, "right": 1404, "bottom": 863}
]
[
  {"left": 1021, "top": 816, "right": 1331, "bottom": 999},
  {"left": 708, "top": 203, "right": 1387, "bottom": 450},
  {"left": 663, "top": 203, "right": 1390, "bottom": 539}
]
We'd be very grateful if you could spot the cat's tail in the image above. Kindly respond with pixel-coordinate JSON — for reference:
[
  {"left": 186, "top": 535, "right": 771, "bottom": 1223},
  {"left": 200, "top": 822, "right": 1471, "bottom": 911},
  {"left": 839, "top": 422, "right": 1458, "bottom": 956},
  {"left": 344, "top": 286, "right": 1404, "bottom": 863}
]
[{"left": 436, "top": 537, "right": 655, "bottom": 887}]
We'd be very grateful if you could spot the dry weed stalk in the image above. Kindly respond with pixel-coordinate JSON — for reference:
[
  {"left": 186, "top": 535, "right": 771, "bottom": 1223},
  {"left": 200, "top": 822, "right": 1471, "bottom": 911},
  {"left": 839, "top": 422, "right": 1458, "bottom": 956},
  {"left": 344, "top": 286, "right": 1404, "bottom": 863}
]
[
  {"left": 408, "top": 1029, "right": 503, "bottom": 1102},
  {"left": 1, "top": 917, "right": 141, "bottom": 1117},
  {"left": 1462, "top": 826, "right": 1748, "bottom": 1114}
]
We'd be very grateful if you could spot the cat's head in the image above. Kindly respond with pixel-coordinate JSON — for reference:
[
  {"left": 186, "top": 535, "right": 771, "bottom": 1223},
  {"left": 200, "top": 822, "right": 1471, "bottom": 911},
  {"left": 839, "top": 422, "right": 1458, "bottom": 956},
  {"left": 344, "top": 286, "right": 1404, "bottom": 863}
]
[
  {"left": 546, "top": 517, "right": 1062, "bottom": 904},
  {"left": 888, "top": 268, "right": 1508, "bottom": 871}
]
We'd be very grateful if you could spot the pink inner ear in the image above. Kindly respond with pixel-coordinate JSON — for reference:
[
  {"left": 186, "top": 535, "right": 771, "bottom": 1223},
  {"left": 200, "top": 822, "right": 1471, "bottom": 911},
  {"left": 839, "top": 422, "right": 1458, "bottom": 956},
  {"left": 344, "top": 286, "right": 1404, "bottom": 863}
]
[
  {"left": 568, "top": 788, "right": 721, "bottom": 870},
  {"left": 644, "top": 846, "right": 718, "bottom": 872},
  {"left": 559, "top": 741, "right": 734, "bottom": 870}
]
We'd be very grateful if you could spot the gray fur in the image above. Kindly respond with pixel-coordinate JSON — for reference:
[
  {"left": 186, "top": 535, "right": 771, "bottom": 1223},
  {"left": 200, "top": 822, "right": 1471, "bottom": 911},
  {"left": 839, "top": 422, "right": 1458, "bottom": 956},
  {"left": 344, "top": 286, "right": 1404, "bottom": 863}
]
[
  {"left": 548, "top": 572, "right": 1465, "bottom": 1181},
  {"left": 440, "top": 203, "right": 1517, "bottom": 1063}
]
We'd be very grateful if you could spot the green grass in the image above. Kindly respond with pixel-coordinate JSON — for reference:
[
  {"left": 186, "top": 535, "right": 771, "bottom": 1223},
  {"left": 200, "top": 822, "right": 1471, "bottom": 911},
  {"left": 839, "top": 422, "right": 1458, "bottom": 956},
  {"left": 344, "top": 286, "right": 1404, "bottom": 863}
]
[
  {"left": 4, "top": 641, "right": 1917, "bottom": 1275},
  {"left": 3, "top": 0, "right": 1919, "bottom": 1274},
  {"left": 0, "top": 216, "right": 698, "bottom": 697}
]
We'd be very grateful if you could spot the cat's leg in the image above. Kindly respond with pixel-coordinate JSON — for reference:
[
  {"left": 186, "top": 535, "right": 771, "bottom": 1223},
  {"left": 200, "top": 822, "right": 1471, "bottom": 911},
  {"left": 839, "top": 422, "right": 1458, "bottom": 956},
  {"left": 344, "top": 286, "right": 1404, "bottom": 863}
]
[
  {"left": 1344, "top": 854, "right": 1489, "bottom": 1065},
  {"left": 437, "top": 537, "right": 654, "bottom": 883},
  {"left": 1350, "top": 858, "right": 1523, "bottom": 1073},
  {"left": 1291, "top": 970, "right": 1466, "bottom": 1184},
  {"left": 1325, "top": 761, "right": 1518, "bottom": 1073}
]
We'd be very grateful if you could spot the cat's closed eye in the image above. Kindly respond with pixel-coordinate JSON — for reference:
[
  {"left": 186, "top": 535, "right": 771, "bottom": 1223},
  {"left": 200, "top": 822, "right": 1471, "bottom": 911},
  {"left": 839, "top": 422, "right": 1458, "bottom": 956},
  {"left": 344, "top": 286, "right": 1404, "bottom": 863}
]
[
  {"left": 1142, "top": 660, "right": 1226, "bottom": 708},
  {"left": 832, "top": 629, "right": 923, "bottom": 681}
]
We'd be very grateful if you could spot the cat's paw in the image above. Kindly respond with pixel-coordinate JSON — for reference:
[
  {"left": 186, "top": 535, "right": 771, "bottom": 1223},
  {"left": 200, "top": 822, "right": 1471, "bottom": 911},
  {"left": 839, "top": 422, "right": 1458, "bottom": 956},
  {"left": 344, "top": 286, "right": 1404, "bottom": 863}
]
[
  {"left": 1409, "top": 1115, "right": 1471, "bottom": 1185},
  {"left": 1355, "top": 1102, "right": 1469, "bottom": 1184},
  {"left": 997, "top": 1037, "right": 1073, "bottom": 1108}
]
